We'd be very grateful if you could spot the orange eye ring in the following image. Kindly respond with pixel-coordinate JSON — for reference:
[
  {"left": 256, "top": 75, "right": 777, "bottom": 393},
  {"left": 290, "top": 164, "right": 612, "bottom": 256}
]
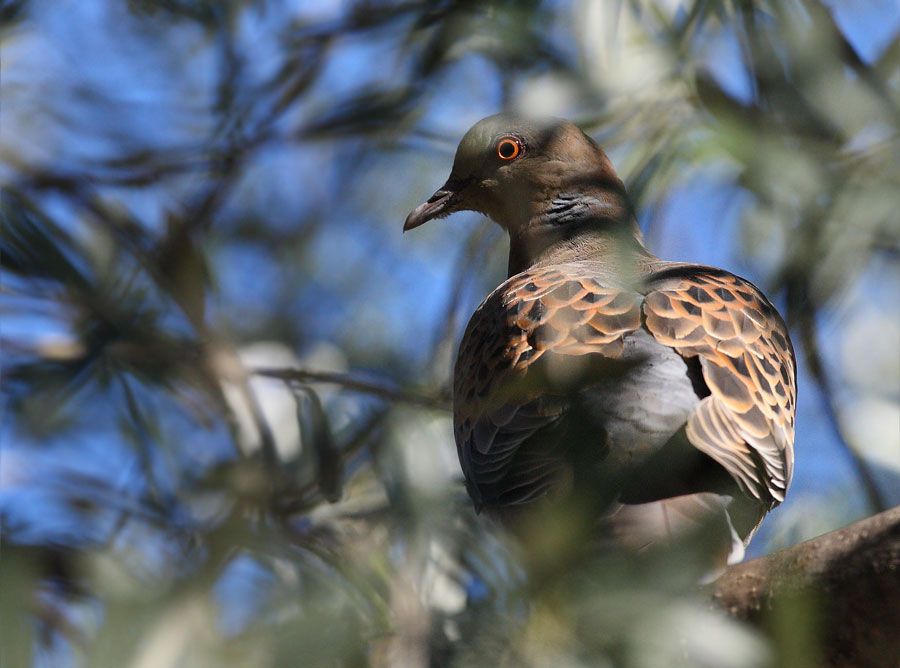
[{"left": 496, "top": 137, "right": 522, "bottom": 161}]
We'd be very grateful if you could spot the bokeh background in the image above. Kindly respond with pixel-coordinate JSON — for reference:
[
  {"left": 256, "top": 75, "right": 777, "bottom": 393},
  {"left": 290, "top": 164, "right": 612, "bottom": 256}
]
[{"left": 2, "top": 1, "right": 899, "bottom": 666}]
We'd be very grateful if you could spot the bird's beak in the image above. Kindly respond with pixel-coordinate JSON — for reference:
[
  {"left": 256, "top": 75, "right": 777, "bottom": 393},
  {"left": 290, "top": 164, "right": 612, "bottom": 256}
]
[{"left": 403, "top": 183, "right": 458, "bottom": 232}]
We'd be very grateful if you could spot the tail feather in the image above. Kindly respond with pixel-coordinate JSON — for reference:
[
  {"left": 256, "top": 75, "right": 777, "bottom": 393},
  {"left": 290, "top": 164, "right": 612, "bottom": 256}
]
[{"left": 598, "top": 493, "right": 748, "bottom": 569}]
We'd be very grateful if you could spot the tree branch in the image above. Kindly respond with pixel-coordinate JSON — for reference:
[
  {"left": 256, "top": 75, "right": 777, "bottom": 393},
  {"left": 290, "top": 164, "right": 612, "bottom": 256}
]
[{"left": 713, "top": 506, "right": 900, "bottom": 668}]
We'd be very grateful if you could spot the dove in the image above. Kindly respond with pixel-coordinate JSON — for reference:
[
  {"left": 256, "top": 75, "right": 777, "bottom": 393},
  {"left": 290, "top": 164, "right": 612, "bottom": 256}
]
[{"left": 405, "top": 114, "right": 795, "bottom": 564}]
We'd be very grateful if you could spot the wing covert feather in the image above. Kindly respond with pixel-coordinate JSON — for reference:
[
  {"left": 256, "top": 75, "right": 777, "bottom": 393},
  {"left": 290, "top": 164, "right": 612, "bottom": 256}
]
[
  {"left": 453, "top": 265, "right": 642, "bottom": 507},
  {"left": 643, "top": 268, "right": 796, "bottom": 504}
]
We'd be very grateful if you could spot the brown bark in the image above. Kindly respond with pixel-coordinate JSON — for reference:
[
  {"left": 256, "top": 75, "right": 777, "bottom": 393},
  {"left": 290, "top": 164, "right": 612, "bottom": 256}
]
[{"left": 712, "top": 506, "right": 900, "bottom": 668}]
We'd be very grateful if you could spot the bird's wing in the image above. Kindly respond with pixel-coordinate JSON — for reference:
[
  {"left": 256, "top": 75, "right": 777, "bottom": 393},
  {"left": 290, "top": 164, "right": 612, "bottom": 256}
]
[
  {"left": 454, "top": 265, "right": 643, "bottom": 508},
  {"left": 642, "top": 266, "right": 796, "bottom": 505}
]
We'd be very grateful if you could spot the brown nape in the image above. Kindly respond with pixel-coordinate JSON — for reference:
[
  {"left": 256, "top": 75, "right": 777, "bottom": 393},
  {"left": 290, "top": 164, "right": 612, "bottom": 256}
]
[
  {"left": 496, "top": 124, "right": 649, "bottom": 276},
  {"left": 505, "top": 189, "right": 650, "bottom": 276},
  {"left": 507, "top": 219, "right": 650, "bottom": 278}
]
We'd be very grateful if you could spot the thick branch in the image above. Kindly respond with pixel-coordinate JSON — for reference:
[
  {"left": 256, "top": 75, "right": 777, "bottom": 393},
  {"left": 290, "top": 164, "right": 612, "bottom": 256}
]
[{"left": 713, "top": 506, "right": 900, "bottom": 668}]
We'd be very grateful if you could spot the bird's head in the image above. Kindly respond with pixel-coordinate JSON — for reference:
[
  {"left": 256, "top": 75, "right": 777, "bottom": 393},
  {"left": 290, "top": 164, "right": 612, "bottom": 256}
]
[{"left": 404, "top": 113, "right": 638, "bottom": 239}]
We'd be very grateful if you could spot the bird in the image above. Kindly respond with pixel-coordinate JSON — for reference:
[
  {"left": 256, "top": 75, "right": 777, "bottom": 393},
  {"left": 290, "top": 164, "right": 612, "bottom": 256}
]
[{"left": 404, "top": 114, "right": 796, "bottom": 566}]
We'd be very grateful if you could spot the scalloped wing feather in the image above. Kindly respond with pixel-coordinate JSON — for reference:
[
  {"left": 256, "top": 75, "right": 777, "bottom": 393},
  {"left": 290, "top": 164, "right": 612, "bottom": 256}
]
[
  {"left": 453, "top": 265, "right": 642, "bottom": 507},
  {"left": 643, "top": 269, "right": 796, "bottom": 504}
]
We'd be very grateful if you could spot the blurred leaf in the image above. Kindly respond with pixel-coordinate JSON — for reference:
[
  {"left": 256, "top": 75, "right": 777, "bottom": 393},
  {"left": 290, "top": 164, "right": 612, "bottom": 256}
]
[
  {"left": 1, "top": 191, "right": 91, "bottom": 290},
  {"left": 0, "top": 0, "right": 27, "bottom": 29},
  {"left": 294, "top": 387, "right": 343, "bottom": 503},
  {"left": 156, "top": 213, "right": 211, "bottom": 325}
]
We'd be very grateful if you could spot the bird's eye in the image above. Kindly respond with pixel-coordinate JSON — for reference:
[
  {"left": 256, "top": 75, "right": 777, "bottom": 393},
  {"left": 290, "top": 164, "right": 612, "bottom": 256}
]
[{"left": 496, "top": 137, "right": 522, "bottom": 161}]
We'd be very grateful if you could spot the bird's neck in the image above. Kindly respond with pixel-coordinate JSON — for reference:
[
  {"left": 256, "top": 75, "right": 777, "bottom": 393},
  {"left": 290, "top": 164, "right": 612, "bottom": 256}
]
[{"left": 505, "top": 193, "right": 652, "bottom": 277}]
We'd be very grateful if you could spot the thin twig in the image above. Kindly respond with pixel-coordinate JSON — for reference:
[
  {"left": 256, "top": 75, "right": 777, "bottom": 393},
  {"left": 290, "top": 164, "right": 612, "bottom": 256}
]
[
  {"left": 253, "top": 367, "right": 451, "bottom": 411},
  {"left": 787, "top": 277, "right": 887, "bottom": 513},
  {"left": 118, "top": 375, "right": 172, "bottom": 510}
]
